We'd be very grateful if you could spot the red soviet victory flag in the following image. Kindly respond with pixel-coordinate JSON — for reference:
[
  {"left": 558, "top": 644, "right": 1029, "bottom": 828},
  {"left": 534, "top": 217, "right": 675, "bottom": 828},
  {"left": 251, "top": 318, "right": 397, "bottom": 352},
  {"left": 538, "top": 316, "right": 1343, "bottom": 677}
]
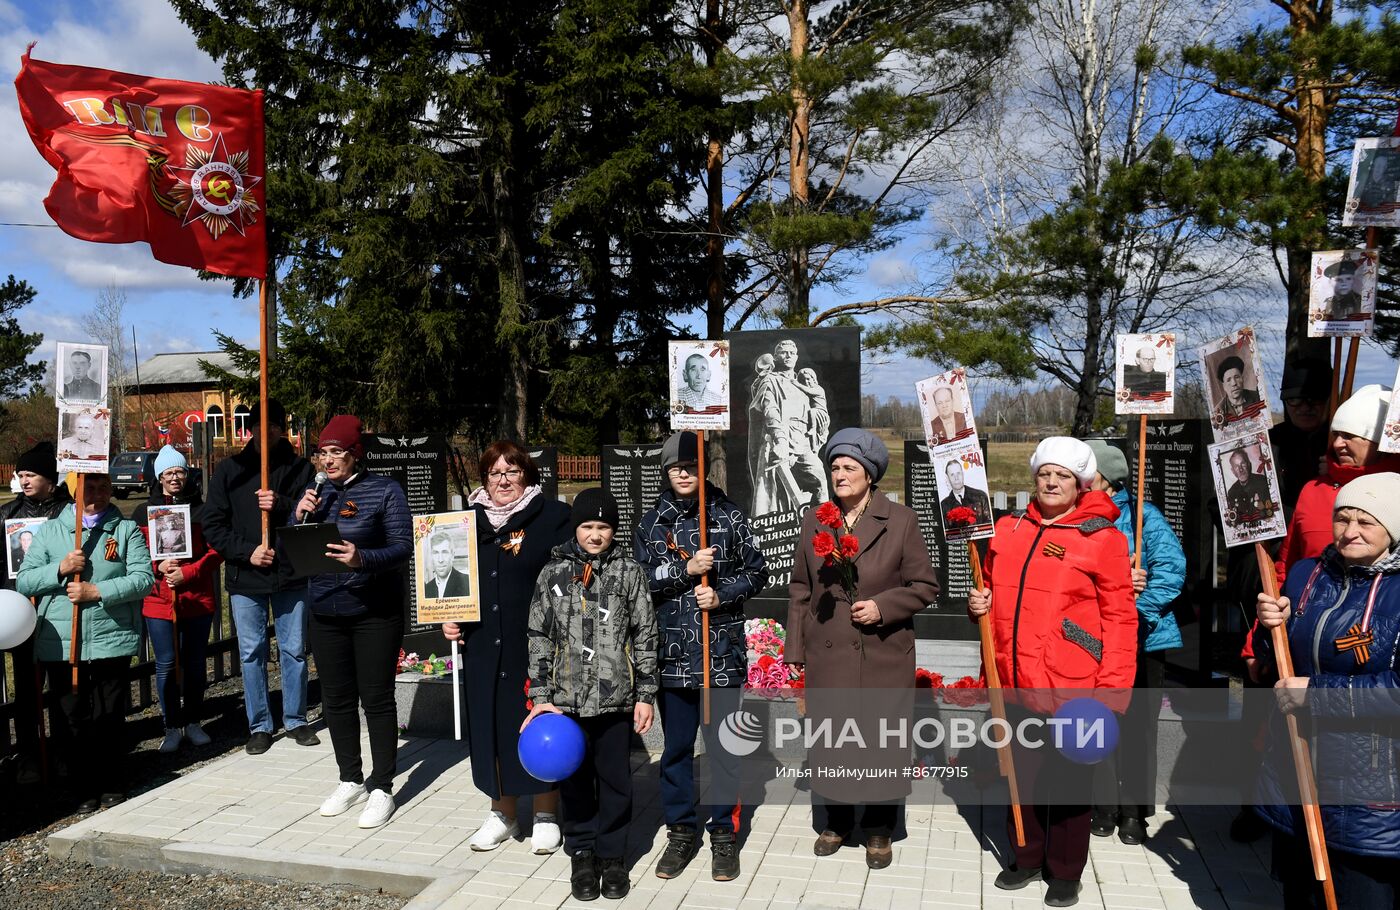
[{"left": 15, "top": 48, "right": 266, "bottom": 279}]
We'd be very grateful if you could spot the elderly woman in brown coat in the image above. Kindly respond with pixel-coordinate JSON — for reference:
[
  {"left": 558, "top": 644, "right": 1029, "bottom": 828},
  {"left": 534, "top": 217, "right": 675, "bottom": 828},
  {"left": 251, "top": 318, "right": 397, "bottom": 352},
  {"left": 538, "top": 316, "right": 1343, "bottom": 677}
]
[{"left": 787, "top": 427, "right": 940, "bottom": 870}]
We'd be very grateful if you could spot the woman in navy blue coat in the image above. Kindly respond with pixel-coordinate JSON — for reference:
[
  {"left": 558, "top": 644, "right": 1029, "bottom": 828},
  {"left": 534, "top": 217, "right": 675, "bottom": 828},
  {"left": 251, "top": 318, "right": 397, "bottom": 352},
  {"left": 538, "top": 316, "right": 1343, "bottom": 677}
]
[
  {"left": 1254, "top": 472, "right": 1400, "bottom": 909},
  {"left": 292, "top": 416, "right": 412, "bottom": 830},
  {"left": 443, "top": 441, "right": 571, "bottom": 854}
]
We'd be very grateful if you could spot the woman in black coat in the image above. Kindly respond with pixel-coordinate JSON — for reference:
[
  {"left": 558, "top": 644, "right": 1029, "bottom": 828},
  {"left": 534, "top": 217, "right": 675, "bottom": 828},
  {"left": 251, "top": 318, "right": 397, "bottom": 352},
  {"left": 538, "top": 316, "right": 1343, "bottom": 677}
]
[{"left": 443, "top": 441, "right": 571, "bottom": 854}]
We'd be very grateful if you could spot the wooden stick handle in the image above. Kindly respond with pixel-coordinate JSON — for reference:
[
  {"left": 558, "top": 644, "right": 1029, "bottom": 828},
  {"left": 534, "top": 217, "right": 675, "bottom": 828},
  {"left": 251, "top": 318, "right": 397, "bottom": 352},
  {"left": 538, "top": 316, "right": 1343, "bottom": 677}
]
[
  {"left": 1341, "top": 337, "right": 1360, "bottom": 402},
  {"left": 259, "top": 279, "right": 271, "bottom": 549},
  {"left": 970, "top": 542, "right": 1024, "bottom": 847},
  {"left": 696, "top": 430, "right": 711, "bottom": 724},
  {"left": 1328, "top": 337, "right": 1342, "bottom": 419},
  {"left": 69, "top": 479, "right": 84, "bottom": 688},
  {"left": 1254, "top": 542, "right": 1336, "bottom": 907},
  {"left": 1134, "top": 416, "right": 1146, "bottom": 570}
]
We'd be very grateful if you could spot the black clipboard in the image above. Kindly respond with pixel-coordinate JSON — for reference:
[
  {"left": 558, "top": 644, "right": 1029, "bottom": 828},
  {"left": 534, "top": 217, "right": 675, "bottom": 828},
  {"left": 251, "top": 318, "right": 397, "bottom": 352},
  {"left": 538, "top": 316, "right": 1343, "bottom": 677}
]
[{"left": 275, "top": 523, "right": 353, "bottom": 577}]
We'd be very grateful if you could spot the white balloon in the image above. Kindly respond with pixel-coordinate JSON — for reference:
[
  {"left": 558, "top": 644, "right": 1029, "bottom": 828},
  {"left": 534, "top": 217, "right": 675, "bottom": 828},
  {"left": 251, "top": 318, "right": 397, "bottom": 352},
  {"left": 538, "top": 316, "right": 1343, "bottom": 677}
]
[{"left": 0, "top": 588, "right": 37, "bottom": 650}]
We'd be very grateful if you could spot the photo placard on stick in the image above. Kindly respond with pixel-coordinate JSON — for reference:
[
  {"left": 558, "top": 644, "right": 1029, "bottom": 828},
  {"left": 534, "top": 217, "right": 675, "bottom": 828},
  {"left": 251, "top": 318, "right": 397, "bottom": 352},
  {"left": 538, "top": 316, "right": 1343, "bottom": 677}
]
[
  {"left": 1114, "top": 333, "right": 1175, "bottom": 415},
  {"left": 1382, "top": 365, "right": 1400, "bottom": 453},
  {"left": 57, "top": 405, "right": 110, "bottom": 473},
  {"left": 1309, "top": 250, "right": 1378, "bottom": 338},
  {"left": 5, "top": 517, "right": 46, "bottom": 577},
  {"left": 669, "top": 340, "right": 730, "bottom": 430},
  {"left": 1208, "top": 432, "right": 1287, "bottom": 547},
  {"left": 413, "top": 511, "right": 480, "bottom": 624},
  {"left": 1343, "top": 137, "right": 1400, "bottom": 228},
  {"left": 1198, "top": 327, "right": 1272, "bottom": 443},
  {"left": 55, "top": 341, "right": 108, "bottom": 408},
  {"left": 934, "top": 437, "right": 995, "bottom": 541},
  {"left": 916, "top": 368, "right": 978, "bottom": 447},
  {"left": 148, "top": 504, "right": 193, "bottom": 560}
]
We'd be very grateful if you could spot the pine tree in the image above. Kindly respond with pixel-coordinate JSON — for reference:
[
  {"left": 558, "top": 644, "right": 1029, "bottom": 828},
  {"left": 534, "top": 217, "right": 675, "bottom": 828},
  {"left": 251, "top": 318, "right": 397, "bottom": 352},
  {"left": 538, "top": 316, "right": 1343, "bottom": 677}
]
[{"left": 0, "top": 276, "right": 47, "bottom": 433}]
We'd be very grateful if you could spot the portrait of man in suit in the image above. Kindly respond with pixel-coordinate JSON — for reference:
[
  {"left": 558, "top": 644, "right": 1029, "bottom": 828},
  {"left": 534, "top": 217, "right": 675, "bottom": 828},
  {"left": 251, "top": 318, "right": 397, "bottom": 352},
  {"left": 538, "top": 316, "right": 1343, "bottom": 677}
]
[
  {"left": 1212, "top": 354, "right": 1261, "bottom": 421},
  {"left": 423, "top": 530, "right": 471, "bottom": 600},
  {"left": 1122, "top": 344, "right": 1167, "bottom": 397},
  {"left": 929, "top": 386, "right": 969, "bottom": 444},
  {"left": 61, "top": 348, "right": 103, "bottom": 404},
  {"left": 1224, "top": 448, "right": 1271, "bottom": 524},
  {"left": 58, "top": 411, "right": 106, "bottom": 460},
  {"left": 939, "top": 458, "right": 992, "bottom": 527}
]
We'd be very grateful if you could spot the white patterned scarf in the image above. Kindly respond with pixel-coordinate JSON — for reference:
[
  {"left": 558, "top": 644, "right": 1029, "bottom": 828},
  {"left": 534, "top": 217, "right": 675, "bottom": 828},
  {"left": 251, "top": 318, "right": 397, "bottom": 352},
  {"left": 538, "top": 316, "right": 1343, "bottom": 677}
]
[{"left": 468, "top": 484, "right": 543, "bottom": 530}]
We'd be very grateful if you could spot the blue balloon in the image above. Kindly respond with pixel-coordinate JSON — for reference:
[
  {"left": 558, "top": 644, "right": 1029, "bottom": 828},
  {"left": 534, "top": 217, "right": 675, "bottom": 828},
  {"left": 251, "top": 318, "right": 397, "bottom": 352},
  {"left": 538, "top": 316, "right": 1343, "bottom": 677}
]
[
  {"left": 518, "top": 712, "right": 586, "bottom": 782},
  {"left": 1051, "top": 697, "right": 1120, "bottom": 765}
]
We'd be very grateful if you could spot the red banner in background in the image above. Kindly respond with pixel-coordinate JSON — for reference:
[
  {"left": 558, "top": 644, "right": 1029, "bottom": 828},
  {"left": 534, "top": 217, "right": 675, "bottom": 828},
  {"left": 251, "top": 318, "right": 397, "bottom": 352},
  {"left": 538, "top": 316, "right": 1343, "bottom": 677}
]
[{"left": 15, "top": 47, "right": 266, "bottom": 279}]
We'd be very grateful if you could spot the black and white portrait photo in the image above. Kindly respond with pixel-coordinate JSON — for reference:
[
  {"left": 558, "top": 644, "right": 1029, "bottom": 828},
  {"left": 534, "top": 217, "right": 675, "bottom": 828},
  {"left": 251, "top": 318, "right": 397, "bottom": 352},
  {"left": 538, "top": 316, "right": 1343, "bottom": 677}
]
[
  {"left": 56, "top": 341, "right": 108, "bottom": 407},
  {"left": 1114, "top": 333, "right": 1175, "bottom": 415},
  {"left": 1344, "top": 137, "right": 1400, "bottom": 228},
  {"left": 1198, "top": 328, "right": 1272, "bottom": 442},
  {"left": 5, "top": 517, "right": 45, "bottom": 577},
  {"left": 1309, "top": 250, "right": 1378, "bottom": 337},
  {"left": 56, "top": 406, "right": 110, "bottom": 472},
  {"left": 149, "top": 504, "right": 193, "bottom": 560},
  {"left": 934, "top": 440, "right": 995, "bottom": 541},
  {"left": 1209, "top": 433, "right": 1286, "bottom": 547},
  {"left": 412, "top": 511, "right": 480, "bottom": 623},
  {"left": 668, "top": 340, "right": 730, "bottom": 430},
  {"left": 916, "top": 369, "right": 977, "bottom": 448},
  {"left": 422, "top": 529, "right": 472, "bottom": 600}
]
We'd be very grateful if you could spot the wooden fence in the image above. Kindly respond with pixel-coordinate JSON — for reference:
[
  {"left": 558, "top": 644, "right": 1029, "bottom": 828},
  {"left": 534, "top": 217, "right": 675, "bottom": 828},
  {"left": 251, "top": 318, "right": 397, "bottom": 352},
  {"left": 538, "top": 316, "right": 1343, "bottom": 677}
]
[{"left": 557, "top": 454, "right": 601, "bottom": 481}]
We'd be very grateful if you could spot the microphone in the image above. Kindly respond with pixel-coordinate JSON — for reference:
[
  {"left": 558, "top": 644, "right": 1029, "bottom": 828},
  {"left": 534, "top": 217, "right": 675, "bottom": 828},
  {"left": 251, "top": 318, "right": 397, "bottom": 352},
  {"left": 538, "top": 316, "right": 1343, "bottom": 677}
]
[{"left": 301, "top": 471, "right": 329, "bottom": 524}]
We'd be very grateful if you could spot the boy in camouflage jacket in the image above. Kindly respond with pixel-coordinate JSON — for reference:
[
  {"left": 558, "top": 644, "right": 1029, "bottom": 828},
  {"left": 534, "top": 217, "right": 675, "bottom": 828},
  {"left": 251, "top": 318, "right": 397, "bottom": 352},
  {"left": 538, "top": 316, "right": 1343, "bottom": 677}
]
[{"left": 524, "top": 488, "right": 657, "bottom": 902}]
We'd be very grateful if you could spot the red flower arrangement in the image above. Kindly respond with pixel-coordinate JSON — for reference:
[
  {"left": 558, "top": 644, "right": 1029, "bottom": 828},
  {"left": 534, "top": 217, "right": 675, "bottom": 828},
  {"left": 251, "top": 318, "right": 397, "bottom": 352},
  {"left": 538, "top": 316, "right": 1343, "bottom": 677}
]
[
  {"left": 815, "top": 501, "right": 842, "bottom": 529},
  {"left": 945, "top": 505, "right": 978, "bottom": 528},
  {"left": 940, "top": 674, "right": 989, "bottom": 707},
  {"left": 915, "top": 667, "right": 945, "bottom": 689}
]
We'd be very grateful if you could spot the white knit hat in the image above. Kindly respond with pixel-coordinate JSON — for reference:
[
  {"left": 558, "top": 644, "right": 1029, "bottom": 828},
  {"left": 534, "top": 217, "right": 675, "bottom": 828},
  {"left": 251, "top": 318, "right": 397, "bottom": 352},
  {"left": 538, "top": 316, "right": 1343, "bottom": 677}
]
[
  {"left": 1030, "top": 436, "right": 1098, "bottom": 490},
  {"left": 1334, "top": 472, "right": 1400, "bottom": 544},
  {"left": 1331, "top": 384, "right": 1392, "bottom": 444}
]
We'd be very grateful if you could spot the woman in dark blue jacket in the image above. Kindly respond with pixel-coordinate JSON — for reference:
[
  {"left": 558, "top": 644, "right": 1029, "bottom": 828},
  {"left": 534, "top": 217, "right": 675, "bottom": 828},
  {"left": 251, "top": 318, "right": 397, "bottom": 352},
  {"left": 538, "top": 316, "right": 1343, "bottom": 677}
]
[
  {"left": 293, "top": 415, "right": 412, "bottom": 830},
  {"left": 1254, "top": 472, "right": 1400, "bottom": 909}
]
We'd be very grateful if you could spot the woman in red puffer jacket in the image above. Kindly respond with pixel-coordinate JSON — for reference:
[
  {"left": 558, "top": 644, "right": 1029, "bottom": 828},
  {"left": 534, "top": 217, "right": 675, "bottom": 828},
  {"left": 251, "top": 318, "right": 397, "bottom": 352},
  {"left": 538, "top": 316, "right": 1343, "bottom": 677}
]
[
  {"left": 968, "top": 436, "right": 1137, "bottom": 909},
  {"left": 134, "top": 446, "right": 222, "bottom": 754}
]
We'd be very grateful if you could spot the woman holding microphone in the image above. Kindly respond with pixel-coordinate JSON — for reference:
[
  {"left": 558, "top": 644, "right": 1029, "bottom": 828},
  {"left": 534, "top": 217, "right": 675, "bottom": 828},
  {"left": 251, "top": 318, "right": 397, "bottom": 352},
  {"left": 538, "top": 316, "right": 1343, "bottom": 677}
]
[{"left": 293, "top": 416, "right": 412, "bottom": 829}]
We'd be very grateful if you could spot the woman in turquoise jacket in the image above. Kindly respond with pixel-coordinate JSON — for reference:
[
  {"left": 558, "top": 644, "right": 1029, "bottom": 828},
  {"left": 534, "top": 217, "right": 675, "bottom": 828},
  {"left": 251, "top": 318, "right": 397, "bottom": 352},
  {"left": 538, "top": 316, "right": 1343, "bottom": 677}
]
[
  {"left": 18, "top": 473, "right": 154, "bottom": 811},
  {"left": 1085, "top": 441, "right": 1186, "bottom": 845}
]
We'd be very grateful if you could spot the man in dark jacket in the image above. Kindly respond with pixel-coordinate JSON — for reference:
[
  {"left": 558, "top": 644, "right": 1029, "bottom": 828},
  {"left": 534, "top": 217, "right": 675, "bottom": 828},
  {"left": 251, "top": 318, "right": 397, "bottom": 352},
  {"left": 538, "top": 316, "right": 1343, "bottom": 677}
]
[
  {"left": 634, "top": 431, "right": 767, "bottom": 883},
  {"left": 1, "top": 442, "right": 72, "bottom": 783},
  {"left": 202, "top": 400, "right": 319, "bottom": 755}
]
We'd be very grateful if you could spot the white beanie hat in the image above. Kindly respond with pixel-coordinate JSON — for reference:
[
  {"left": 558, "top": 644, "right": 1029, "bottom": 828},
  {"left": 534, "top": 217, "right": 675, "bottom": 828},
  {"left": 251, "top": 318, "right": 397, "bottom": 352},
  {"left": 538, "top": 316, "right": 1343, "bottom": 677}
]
[
  {"left": 1030, "top": 436, "right": 1098, "bottom": 490},
  {"left": 1334, "top": 472, "right": 1400, "bottom": 544},
  {"left": 1331, "top": 384, "right": 1392, "bottom": 444}
]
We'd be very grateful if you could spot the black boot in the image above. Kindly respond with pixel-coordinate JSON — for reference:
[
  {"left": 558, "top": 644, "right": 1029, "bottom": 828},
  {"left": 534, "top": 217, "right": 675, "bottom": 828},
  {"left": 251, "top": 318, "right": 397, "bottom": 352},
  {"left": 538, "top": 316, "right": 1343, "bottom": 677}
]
[
  {"left": 654, "top": 825, "right": 700, "bottom": 879},
  {"left": 1044, "top": 877, "right": 1082, "bottom": 907},
  {"left": 1117, "top": 816, "right": 1146, "bottom": 845},
  {"left": 710, "top": 828, "right": 740, "bottom": 881},
  {"left": 994, "top": 864, "right": 1043, "bottom": 890},
  {"left": 599, "top": 857, "right": 629, "bottom": 899},
  {"left": 571, "top": 851, "right": 600, "bottom": 901}
]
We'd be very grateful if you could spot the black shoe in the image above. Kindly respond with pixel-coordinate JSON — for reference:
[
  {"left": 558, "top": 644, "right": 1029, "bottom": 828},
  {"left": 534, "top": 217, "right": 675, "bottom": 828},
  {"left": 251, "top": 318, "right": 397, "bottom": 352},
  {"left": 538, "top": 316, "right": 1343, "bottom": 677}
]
[
  {"left": 99, "top": 792, "right": 126, "bottom": 808},
  {"left": 290, "top": 726, "right": 321, "bottom": 747},
  {"left": 654, "top": 825, "right": 700, "bottom": 879},
  {"left": 76, "top": 796, "right": 99, "bottom": 814},
  {"left": 1229, "top": 808, "right": 1268, "bottom": 843},
  {"left": 710, "top": 828, "right": 740, "bottom": 881},
  {"left": 599, "top": 857, "right": 628, "bottom": 899},
  {"left": 1089, "top": 810, "right": 1115, "bottom": 837},
  {"left": 1044, "top": 877, "right": 1081, "bottom": 907},
  {"left": 994, "top": 864, "right": 1043, "bottom": 890},
  {"left": 570, "top": 851, "right": 600, "bottom": 901},
  {"left": 245, "top": 731, "right": 272, "bottom": 755},
  {"left": 1117, "top": 816, "right": 1146, "bottom": 845}
]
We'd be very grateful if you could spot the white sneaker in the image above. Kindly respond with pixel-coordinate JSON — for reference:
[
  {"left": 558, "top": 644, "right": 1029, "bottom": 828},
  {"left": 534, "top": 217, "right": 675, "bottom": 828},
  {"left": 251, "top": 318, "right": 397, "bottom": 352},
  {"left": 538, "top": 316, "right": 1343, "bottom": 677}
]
[
  {"left": 357, "top": 790, "right": 395, "bottom": 829},
  {"left": 158, "top": 729, "right": 183, "bottom": 754},
  {"left": 469, "top": 810, "right": 520, "bottom": 851},
  {"left": 184, "top": 722, "right": 211, "bottom": 746},
  {"left": 531, "top": 813, "right": 561, "bottom": 854},
  {"left": 319, "top": 781, "right": 368, "bottom": 817}
]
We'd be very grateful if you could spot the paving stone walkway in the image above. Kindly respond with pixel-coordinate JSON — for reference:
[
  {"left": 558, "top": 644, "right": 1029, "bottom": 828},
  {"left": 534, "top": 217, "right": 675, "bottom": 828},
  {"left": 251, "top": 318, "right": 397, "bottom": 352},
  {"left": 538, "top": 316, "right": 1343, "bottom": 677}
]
[{"left": 48, "top": 728, "right": 1286, "bottom": 910}]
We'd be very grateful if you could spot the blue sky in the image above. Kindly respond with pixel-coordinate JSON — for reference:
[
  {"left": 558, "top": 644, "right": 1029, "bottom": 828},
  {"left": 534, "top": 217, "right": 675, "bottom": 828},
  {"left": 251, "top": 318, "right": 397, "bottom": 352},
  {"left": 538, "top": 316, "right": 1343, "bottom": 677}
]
[{"left": 2, "top": 0, "right": 1395, "bottom": 413}]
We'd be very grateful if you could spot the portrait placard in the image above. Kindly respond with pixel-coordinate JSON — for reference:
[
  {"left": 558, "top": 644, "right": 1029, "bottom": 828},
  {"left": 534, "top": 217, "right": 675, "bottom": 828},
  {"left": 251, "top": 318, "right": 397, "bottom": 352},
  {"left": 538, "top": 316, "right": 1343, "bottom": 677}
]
[
  {"left": 1208, "top": 433, "right": 1286, "bottom": 547},
  {"left": 916, "top": 368, "right": 978, "bottom": 447},
  {"left": 1381, "top": 364, "right": 1400, "bottom": 454},
  {"left": 5, "top": 517, "right": 46, "bottom": 577},
  {"left": 55, "top": 341, "right": 109, "bottom": 408},
  {"left": 413, "top": 511, "right": 480, "bottom": 624},
  {"left": 148, "top": 504, "right": 193, "bottom": 560},
  {"left": 1308, "top": 250, "right": 1378, "bottom": 337},
  {"left": 669, "top": 340, "right": 731, "bottom": 430},
  {"left": 934, "top": 437, "right": 995, "bottom": 541},
  {"left": 57, "top": 405, "right": 110, "bottom": 473},
  {"left": 1343, "top": 137, "right": 1400, "bottom": 228},
  {"left": 1198, "top": 327, "right": 1272, "bottom": 443},
  {"left": 1114, "top": 333, "right": 1176, "bottom": 415}
]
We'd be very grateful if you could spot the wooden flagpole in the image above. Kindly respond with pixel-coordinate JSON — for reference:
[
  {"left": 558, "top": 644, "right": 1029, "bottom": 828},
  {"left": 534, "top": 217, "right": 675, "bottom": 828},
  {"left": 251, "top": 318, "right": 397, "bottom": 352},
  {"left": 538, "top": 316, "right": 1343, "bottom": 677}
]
[
  {"left": 1134, "top": 416, "right": 1147, "bottom": 567},
  {"left": 68, "top": 479, "right": 84, "bottom": 687},
  {"left": 1255, "top": 543, "right": 1337, "bottom": 910},
  {"left": 969, "top": 543, "right": 1023, "bottom": 846},
  {"left": 697, "top": 429, "right": 711, "bottom": 724}
]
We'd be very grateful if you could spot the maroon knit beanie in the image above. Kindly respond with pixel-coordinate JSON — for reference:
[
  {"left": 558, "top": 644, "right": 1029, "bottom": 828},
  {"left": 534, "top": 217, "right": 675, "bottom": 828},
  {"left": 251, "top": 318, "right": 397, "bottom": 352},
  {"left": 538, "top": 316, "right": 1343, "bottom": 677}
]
[{"left": 319, "top": 415, "right": 364, "bottom": 457}]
